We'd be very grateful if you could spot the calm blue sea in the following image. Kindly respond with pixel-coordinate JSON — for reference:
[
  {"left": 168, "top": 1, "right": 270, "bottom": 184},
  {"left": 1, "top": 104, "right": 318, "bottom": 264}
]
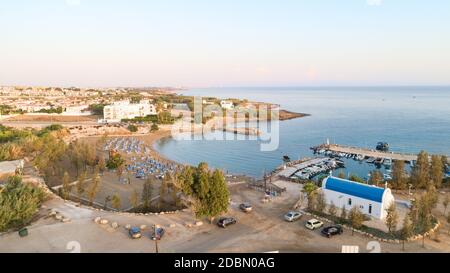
[{"left": 154, "top": 87, "right": 450, "bottom": 179}]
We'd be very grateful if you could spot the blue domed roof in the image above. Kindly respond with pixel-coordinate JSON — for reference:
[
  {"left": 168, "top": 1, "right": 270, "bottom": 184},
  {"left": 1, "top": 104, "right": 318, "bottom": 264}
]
[{"left": 324, "top": 176, "right": 386, "bottom": 203}]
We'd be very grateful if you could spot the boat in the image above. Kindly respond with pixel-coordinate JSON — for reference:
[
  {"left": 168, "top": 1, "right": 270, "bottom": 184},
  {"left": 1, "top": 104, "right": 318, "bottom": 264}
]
[
  {"left": 366, "top": 157, "right": 376, "bottom": 164},
  {"left": 376, "top": 142, "right": 389, "bottom": 152},
  {"left": 283, "top": 155, "right": 291, "bottom": 162},
  {"left": 384, "top": 173, "right": 392, "bottom": 180},
  {"left": 384, "top": 158, "right": 392, "bottom": 166},
  {"left": 356, "top": 154, "right": 365, "bottom": 161},
  {"left": 374, "top": 158, "right": 384, "bottom": 165}
]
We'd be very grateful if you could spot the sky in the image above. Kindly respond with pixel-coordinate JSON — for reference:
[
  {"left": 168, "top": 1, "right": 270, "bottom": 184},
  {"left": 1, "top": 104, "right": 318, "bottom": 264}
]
[{"left": 0, "top": 0, "right": 450, "bottom": 87}]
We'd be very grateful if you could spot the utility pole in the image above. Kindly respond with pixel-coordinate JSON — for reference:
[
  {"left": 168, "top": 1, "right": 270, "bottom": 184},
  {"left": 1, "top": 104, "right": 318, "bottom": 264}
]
[{"left": 154, "top": 224, "right": 159, "bottom": 254}]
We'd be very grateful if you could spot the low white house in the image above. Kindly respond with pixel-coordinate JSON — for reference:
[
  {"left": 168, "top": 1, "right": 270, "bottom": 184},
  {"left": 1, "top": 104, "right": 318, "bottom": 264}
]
[
  {"left": 102, "top": 100, "right": 157, "bottom": 123},
  {"left": 321, "top": 176, "right": 395, "bottom": 220}
]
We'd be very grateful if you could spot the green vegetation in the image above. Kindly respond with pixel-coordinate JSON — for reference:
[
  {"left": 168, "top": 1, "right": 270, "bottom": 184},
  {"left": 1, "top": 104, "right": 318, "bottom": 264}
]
[
  {"left": 177, "top": 163, "right": 230, "bottom": 222},
  {"left": 0, "top": 176, "right": 46, "bottom": 232},
  {"left": 88, "top": 104, "right": 106, "bottom": 116},
  {"left": 106, "top": 152, "right": 125, "bottom": 170},
  {"left": 37, "top": 107, "right": 63, "bottom": 114},
  {"left": 127, "top": 124, "right": 138, "bottom": 133},
  {"left": 0, "top": 105, "right": 25, "bottom": 115}
]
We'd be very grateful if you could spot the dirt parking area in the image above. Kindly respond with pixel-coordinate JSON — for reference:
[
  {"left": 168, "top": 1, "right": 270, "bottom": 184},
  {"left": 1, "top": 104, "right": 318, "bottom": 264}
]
[{"left": 1, "top": 183, "right": 449, "bottom": 253}]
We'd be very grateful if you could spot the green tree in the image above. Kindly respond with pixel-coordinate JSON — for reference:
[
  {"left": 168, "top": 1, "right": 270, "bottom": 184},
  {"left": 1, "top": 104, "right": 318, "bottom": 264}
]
[
  {"left": 130, "top": 190, "right": 140, "bottom": 208},
  {"left": 151, "top": 123, "right": 159, "bottom": 132},
  {"left": 77, "top": 171, "right": 87, "bottom": 204},
  {"left": 106, "top": 152, "right": 125, "bottom": 170},
  {"left": 340, "top": 205, "right": 347, "bottom": 221},
  {"left": 411, "top": 151, "right": 430, "bottom": 188},
  {"left": 142, "top": 178, "right": 153, "bottom": 209},
  {"left": 385, "top": 203, "right": 399, "bottom": 235},
  {"left": 430, "top": 155, "right": 444, "bottom": 188},
  {"left": 368, "top": 170, "right": 383, "bottom": 187},
  {"left": 349, "top": 174, "right": 365, "bottom": 183},
  {"left": 111, "top": 193, "right": 121, "bottom": 211},
  {"left": 338, "top": 171, "right": 346, "bottom": 179},
  {"left": 315, "top": 192, "right": 327, "bottom": 213},
  {"left": 443, "top": 194, "right": 449, "bottom": 215},
  {"left": 328, "top": 202, "right": 337, "bottom": 217},
  {"left": 97, "top": 156, "right": 106, "bottom": 174},
  {"left": 203, "top": 169, "right": 230, "bottom": 222},
  {"left": 400, "top": 215, "right": 413, "bottom": 251},
  {"left": 0, "top": 176, "right": 46, "bottom": 232},
  {"left": 348, "top": 207, "right": 364, "bottom": 235},
  {"left": 127, "top": 124, "right": 138, "bottom": 133},
  {"left": 62, "top": 171, "right": 71, "bottom": 200},
  {"left": 391, "top": 160, "right": 407, "bottom": 190},
  {"left": 87, "top": 174, "right": 101, "bottom": 206}
]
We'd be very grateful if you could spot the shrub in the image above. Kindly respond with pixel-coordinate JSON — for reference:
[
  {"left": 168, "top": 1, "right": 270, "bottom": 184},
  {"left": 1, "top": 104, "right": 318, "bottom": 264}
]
[{"left": 0, "top": 176, "right": 46, "bottom": 232}]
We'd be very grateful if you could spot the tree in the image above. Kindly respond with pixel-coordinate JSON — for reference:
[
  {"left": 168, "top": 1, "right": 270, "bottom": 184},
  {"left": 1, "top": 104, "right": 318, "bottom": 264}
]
[
  {"left": 106, "top": 152, "right": 125, "bottom": 170},
  {"left": 348, "top": 207, "right": 364, "bottom": 235},
  {"left": 411, "top": 151, "right": 430, "bottom": 188},
  {"left": 328, "top": 202, "right": 337, "bottom": 217},
  {"left": 87, "top": 174, "right": 101, "bottom": 206},
  {"left": 151, "top": 123, "right": 159, "bottom": 132},
  {"left": 349, "top": 174, "right": 365, "bottom": 183},
  {"left": 400, "top": 215, "right": 413, "bottom": 251},
  {"left": 97, "top": 156, "right": 106, "bottom": 174},
  {"left": 430, "top": 155, "right": 444, "bottom": 188},
  {"left": 338, "top": 171, "right": 346, "bottom": 179},
  {"left": 385, "top": 203, "right": 399, "bottom": 235},
  {"left": 302, "top": 182, "right": 318, "bottom": 210},
  {"left": 62, "top": 171, "right": 71, "bottom": 200},
  {"left": 447, "top": 213, "right": 450, "bottom": 235},
  {"left": 368, "top": 170, "right": 383, "bottom": 187},
  {"left": 128, "top": 124, "right": 138, "bottom": 133},
  {"left": 391, "top": 160, "right": 407, "bottom": 190},
  {"left": 315, "top": 192, "right": 327, "bottom": 213},
  {"left": 111, "top": 193, "right": 121, "bottom": 211},
  {"left": 443, "top": 195, "right": 449, "bottom": 215},
  {"left": 340, "top": 205, "right": 347, "bottom": 221},
  {"left": 203, "top": 169, "right": 230, "bottom": 223},
  {"left": 130, "top": 190, "right": 140, "bottom": 208},
  {"left": 116, "top": 164, "right": 124, "bottom": 182},
  {"left": 77, "top": 171, "right": 87, "bottom": 205},
  {"left": 0, "top": 176, "right": 46, "bottom": 232},
  {"left": 142, "top": 178, "right": 153, "bottom": 209}
]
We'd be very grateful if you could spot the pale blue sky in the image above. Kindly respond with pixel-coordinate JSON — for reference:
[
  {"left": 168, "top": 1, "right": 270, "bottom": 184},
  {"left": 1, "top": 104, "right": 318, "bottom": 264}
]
[{"left": 0, "top": 0, "right": 449, "bottom": 87}]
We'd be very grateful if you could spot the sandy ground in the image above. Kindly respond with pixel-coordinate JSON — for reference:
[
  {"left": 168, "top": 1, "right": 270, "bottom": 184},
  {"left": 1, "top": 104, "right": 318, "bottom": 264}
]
[{"left": 1, "top": 183, "right": 449, "bottom": 253}]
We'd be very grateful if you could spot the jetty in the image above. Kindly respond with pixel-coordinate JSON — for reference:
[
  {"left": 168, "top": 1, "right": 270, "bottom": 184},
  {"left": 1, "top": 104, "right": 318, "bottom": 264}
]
[{"left": 311, "top": 143, "right": 418, "bottom": 163}]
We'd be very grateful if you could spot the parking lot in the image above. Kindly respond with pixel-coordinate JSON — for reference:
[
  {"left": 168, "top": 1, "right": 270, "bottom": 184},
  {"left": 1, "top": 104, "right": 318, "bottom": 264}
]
[{"left": 1, "top": 182, "right": 449, "bottom": 253}]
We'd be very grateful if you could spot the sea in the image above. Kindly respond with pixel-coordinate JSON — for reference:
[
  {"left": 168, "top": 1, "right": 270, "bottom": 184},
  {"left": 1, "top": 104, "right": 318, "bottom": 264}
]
[{"left": 154, "top": 86, "right": 450, "bottom": 179}]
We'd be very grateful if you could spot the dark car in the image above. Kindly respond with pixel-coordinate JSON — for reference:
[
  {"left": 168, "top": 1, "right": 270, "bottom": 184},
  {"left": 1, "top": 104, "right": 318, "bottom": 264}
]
[
  {"left": 239, "top": 203, "right": 253, "bottom": 213},
  {"left": 321, "top": 225, "right": 343, "bottom": 238},
  {"left": 217, "top": 217, "right": 237, "bottom": 228},
  {"left": 129, "top": 227, "right": 142, "bottom": 239},
  {"left": 151, "top": 227, "right": 165, "bottom": 241}
]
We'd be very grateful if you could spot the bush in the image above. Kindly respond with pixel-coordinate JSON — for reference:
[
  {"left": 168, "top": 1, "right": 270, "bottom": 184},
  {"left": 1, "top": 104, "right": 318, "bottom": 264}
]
[
  {"left": 106, "top": 153, "right": 125, "bottom": 170},
  {"left": 127, "top": 124, "right": 138, "bottom": 133},
  {"left": 0, "top": 176, "right": 46, "bottom": 232}
]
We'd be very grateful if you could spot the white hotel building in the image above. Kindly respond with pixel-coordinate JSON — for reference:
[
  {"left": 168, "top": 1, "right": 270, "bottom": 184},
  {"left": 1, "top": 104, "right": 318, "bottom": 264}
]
[{"left": 102, "top": 100, "right": 157, "bottom": 123}]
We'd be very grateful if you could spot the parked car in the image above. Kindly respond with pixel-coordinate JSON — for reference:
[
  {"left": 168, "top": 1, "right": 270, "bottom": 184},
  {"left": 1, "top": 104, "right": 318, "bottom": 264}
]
[
  {"left": 129, "top": 227, "right": 142, "bottom": 239},
  {"left": 321, "top": 225, "right": 343, "bottom": 238},
  {"left": 305, "top": 219, "right": 324, "bottom": 230},
  {"left": 217, "top": 217, "right": 237, "bottom": 228},
  {"left": 239, "top": 203, "right": 253, "bottom": 213},
  {"left": 284, "top": 211, "right": 303, "bottom": 222},
  {"left": 151, "top": 227, "right": 165, "bottom": 241}
]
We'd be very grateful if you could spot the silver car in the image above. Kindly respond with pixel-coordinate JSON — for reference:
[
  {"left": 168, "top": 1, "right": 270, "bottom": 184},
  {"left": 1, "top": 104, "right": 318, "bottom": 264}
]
[{"left": 284, "top": 211, "right": 303, "bottom": 222}]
